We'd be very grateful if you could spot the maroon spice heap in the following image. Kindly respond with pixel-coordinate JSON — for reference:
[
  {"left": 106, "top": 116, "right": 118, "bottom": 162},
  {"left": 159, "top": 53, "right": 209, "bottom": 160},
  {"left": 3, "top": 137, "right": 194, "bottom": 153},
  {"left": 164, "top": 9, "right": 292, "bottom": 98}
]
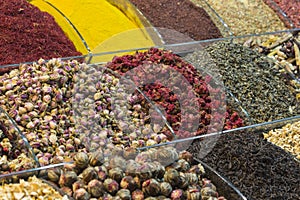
[
  {"left": 105, "top": 48, "right": 244, "bottom": 139},
  {"left": 0, "top": 0, "right": 82, "bottom": 68},
  {"left": 129, "top": 0, "right": 223, "bottom": 43},
  {"left": 264, "top": 0, "right": 300, "bottom": 28}
]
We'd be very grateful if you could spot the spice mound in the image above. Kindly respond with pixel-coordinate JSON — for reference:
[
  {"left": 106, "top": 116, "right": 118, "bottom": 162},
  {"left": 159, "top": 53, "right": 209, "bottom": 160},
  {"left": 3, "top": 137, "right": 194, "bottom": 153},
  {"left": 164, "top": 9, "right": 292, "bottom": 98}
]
[
  {"left": 185, "top": 42, "right": 299, "bottom": 123},
  {"left": 0, "top": 176, "right": 68, "bottom": 200},
  {"left": 263, "top": 120, "right": 300, "bottom": 160},
  {"left": 0, "top": 0, "right": 81, "bottom": 67}
]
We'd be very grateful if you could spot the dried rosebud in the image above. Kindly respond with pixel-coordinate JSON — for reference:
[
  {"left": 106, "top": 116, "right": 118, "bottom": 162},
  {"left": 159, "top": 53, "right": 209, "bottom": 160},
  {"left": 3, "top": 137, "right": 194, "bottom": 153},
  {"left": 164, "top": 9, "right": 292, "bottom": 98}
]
[
  {"left": 88, "top": 179, "right": 104, "bottom": 198},
  {"left": 47, "top": 168, "right": 62, "bottom": 183},
  {"left": 89, "top": 149, "right": 104, "bottom": 166},
  {"left": 142, "top": 178, "right": 161, "bottom": 197},
  {"left": 120, "top": 176, "right": 138, "bottom": 192},
  {"left": 163, "top": 168, "right": 181, "bottom": 187},
  {"left": 81, "top": 167, "right": 98, "bottom": 184},
  {"left": 184, "top": 173, "right": 198, "bottom": 185},
  {"left": 186, "top": 188, "right": 201, "bottom": 200},
  {"left": 178, "top": 172, "right": 189, "bottom": 189},
  {"left": 125, "top": 160, "right": 141, "bottom": 177},
  {"left": 59, "top": 171, "right": 78, "bottom": 187},
  {"left": 72, "top": 180, "right": 85, "bottom": 193},
  {"left": 201, "top": 187, "right": 218, "bottom": 198},
  {"left": 132, "top": 189, "right": 144, "bottom": 200},
  {"left": 74, "top": 188, "right": 91, "bottom": 200},
  {"left": 116, "top": 189, "right": 131, "bottom": 200},
  {"left": 74, "top": 152, "right": 89, "bottom": 169},
  {"left": 61, "top": 186, "right": 73, "bottom": 197},
  {"left": 136, "top": 163, "right": 153, "bottom": 182},
  {"left": 104, "top": 178, "right": 119, "bottom": 195},
  {"left": 171, "top": 189, "right": 185, "bottom": 200},
  {"left": 160, "top": 182, "right": 172, "bottom": 197},
  {"left": 94, "top": 165, "right": 108, "bottom": 181},
  {"left": 188, "top": 164, "right": 205, "bottom": 176},
  {"left": 108, "top": 167, "right": 124, "bottom": 183},
  {"left": 123, "top": 147, "right": 138, "bottom": 160},
  {"left": 155, "top": 147, "right": 178, "bottom": 166},
  {"left": 203, "top": 182, "right": 217, "bottom": 191},
  {"left": 109, "top": 156, "right": 127, "bottom": 170},
  {"left": 178, "top": 151, "right": 193, "bottom": 164}
]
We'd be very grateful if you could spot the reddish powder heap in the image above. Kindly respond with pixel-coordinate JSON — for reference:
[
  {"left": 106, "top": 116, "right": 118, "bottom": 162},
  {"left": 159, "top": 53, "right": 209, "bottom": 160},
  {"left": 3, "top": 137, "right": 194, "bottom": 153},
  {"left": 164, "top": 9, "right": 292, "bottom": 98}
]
[
  {"left": 264, "top": 0, "right": 300, "bottom": 28},
  {"left": 129, "top": 0, "right": 223, "bottom": 43},
  {"left": 0, "top": 0, "right": 82, "bottom": 68}
]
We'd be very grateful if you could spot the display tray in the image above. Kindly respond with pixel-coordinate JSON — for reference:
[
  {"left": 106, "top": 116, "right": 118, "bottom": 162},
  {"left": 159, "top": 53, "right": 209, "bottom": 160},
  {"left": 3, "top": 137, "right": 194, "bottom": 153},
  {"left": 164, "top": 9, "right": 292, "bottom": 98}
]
[
  {"left": 0, "top": 157, "right": 247, "bottom": 200},
  {"left": 185, "top": 115, "right": 300, "bottom": 200}
]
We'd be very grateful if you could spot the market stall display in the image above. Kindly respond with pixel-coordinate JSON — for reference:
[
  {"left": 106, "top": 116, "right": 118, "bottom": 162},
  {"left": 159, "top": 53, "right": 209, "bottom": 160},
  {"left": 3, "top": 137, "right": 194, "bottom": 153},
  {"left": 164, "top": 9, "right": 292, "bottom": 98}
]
[{"left": 0, "top": 0, "right": 300, "bottom": 199}]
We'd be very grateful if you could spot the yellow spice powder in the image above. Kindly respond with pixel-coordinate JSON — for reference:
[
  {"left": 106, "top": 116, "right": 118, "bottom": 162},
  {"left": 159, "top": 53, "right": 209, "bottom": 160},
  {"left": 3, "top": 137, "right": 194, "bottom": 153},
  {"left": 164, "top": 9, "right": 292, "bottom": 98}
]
[{"left": 30, "top": 0, "right": 155, "bottom": 58}]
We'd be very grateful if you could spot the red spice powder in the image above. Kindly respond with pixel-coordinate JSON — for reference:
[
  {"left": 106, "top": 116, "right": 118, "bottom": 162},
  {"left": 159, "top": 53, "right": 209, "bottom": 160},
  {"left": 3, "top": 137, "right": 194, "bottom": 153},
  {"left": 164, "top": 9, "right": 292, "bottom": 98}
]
[
  {"left": 264, "top": 0, "right": 300, "bottom": 28},
  {"left": 0, "top": 0, "right": 82, "bottom": 68}
]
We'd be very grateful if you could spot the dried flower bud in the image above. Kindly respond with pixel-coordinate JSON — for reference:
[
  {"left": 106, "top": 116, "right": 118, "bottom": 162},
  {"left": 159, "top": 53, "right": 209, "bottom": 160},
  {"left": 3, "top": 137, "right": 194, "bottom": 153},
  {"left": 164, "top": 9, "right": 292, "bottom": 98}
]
[
  {"left": 171, "top": 189, "right": 185, "bottom": 200},
  {"left": 184, "top": 173, "right": 198, "bottom": 185},
  {"left": 160, "top": 182, "right": 172, "bottom": 197},
  {"left": 120, "top": 176, "right": 138, "bottom": 192},
  {"left": 142, "top": 178, "right": 161, "bottom": 197},
  {"left": 104, "top": 178, "right": 119, "bottom": 195},
  {"left": 47, "top": 168, "right": 62, "bottom": 183},
  {"left": 89, "top": 149, "right": 104, "bottom": 166},
  {"left": 136, "top": 163, "right": 153, "bottom": 182},
  {"left": 74, "top": 188, "right": 91, "bottom": 200},
  {"left": 109, "top": 156, "right": 126, "bottom": 170},
  {"left": 203, "top": 182, "right": 217, "bottom": 191},
  {"left": 72, "top": 180, "right": 85, "bottom": 193},
  {"left": 59, "top": 171, "right": 78, "bottom": 187},
  {"left": 88, "top": 179, "right": 104, "bottom": 198},
  {"left": 186, "top": 188, "right": 201, "bottom": 200},
  {"left": 201, "top": 187, "right": 218, "bottom": 198},
  {"left": 116, "top": 189, "right": 131, "bottom": 200},
  {"left": 178, "top": 172, "right": 189, "bottom": 189},
  {"left": 60, "top": 186, "right": 73, "bottom": 197},
  {"left": 132, "top": 189, "right": 144, "bottom": 200},
  {"left": 94, "top": 165, "right": 108, "bottom": 181},
  {"left": 108, "top": 167, "right": 124, "bottom": 183},
  {"left": 164, "top": 168, "right": 181, "bottom": 187},
  {"left": 125, "top": 160, "right": 141, "bottom": 177},
  {"left": 123, "top": 147, "right": 138, "bottom": 160},
  {"left": 74, "top": 152, "right": 89, "bottom": 169},
  {"left": 81, "top": 167, "right": 98, "bottom": 184},
  {"left": 155, "top": 147, "right": 178, "bottom": 166},
  {"left": 178, "top": 151, "right": 193, "bottom": 164}
]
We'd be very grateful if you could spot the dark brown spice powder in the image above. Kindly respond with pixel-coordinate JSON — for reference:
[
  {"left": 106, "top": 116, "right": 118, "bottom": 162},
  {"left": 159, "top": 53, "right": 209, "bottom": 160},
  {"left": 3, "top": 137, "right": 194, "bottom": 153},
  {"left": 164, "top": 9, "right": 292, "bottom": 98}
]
[
  {"left": 129, "top": 0, "right": 223, "bottom": 43},
  {"left": 0, "top": 0, "right": 82, "bottom": 69}
]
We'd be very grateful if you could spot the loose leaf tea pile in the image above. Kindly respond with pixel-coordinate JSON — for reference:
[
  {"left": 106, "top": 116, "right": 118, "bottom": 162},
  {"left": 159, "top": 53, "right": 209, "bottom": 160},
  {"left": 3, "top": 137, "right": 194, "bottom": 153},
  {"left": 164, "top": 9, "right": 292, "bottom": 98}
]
[
  {"left": 0, "top": 0, "right": 81, "bottom": 68},
  {"left": 189, "top": 130, "right": 300, "bottom": 199},
  {"left": 185, "top": 42, "right": 300, "bottom": 124}
]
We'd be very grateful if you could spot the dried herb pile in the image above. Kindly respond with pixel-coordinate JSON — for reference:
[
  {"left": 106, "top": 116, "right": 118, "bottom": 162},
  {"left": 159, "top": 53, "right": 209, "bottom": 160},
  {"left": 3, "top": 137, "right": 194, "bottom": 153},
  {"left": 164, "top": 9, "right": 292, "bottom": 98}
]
[
  {"left": 105, "top": 48, "right": 245, "bottom": 137},
  {"left": 202, "top": 0, "right": 286, "bottom": 36},
  {"left": 0, "top": 0, "right": 81, "bottom": 68},
  {"left": 263, "top": 120, "right": 300, "bottom": 160},
  {"left": 185, "top": 42, "right": 299, "bottom": 124},
  {"left": 189, "top": 130, "right": 300, "bottom": 200},
  {"left": 129, "top": 0, "right": 222, "bottom": 43},
  {"left": 0, "top": 176, "right": 67, "bottom": 199},
  {"left": 43, "top": 148, "right": 228, "bottom": 200}
]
